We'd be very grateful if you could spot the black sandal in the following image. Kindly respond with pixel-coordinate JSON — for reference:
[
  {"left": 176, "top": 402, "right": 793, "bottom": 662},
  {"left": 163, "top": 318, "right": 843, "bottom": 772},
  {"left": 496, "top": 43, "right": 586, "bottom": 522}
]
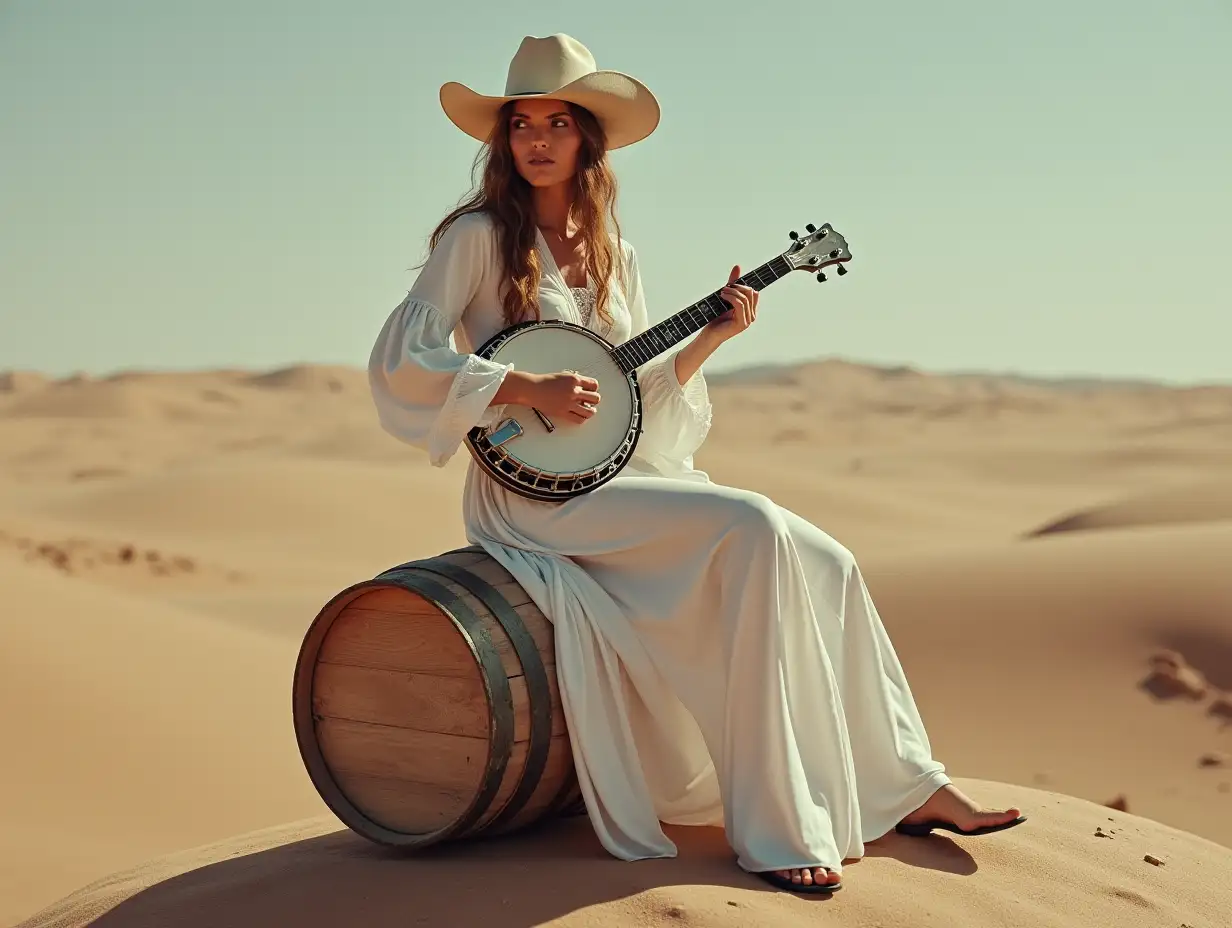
[
  {"left": 895, "top": 814, "right": 1026, "bottom": 838},
  {"left": 753, "top": 869, "right": 843, "bottom": 894}
]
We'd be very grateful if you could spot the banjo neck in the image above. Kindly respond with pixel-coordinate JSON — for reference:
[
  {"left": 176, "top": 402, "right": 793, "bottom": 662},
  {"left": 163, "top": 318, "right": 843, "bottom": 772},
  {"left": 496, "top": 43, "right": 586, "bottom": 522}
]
[{"left": 610, "top": 255, "right": 795, "bottom": 375}]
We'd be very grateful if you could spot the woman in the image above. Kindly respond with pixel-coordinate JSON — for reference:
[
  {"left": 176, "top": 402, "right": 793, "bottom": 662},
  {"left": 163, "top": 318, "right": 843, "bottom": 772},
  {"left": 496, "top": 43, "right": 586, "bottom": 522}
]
[{"left": 369, "top": 34, "right": 1024, "bottom": 894}]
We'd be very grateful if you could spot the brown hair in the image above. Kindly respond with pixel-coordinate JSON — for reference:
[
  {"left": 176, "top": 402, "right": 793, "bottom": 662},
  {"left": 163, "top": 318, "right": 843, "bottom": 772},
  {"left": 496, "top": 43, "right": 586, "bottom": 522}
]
[{"left": 427, "top": 100, "right": 623, "bottom": 327}]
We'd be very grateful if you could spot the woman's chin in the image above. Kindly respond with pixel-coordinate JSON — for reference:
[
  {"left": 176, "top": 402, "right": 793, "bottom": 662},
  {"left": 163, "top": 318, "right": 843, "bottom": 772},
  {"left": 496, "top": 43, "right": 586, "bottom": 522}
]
[{"left": 519, "top": 168, "right": 569, "bottom": 188}]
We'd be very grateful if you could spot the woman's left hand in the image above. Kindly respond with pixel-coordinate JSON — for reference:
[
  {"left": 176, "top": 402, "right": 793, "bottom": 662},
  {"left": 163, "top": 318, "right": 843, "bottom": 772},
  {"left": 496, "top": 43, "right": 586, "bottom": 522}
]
[{"left": 705, "top": 265, "right": 758, "bottom": 343}]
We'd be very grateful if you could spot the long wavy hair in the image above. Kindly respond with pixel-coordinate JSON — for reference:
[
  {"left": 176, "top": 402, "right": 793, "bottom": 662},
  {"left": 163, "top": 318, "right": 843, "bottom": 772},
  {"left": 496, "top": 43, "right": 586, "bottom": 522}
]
[{"left": 426, "top": 100, "right": 624, "bottom": 327}]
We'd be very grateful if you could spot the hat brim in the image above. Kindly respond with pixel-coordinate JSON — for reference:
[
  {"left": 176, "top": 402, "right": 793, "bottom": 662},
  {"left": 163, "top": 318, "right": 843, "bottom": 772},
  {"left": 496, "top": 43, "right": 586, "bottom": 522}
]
[{"left": 439, "top": 70, "right": 660, "bottom": 151}]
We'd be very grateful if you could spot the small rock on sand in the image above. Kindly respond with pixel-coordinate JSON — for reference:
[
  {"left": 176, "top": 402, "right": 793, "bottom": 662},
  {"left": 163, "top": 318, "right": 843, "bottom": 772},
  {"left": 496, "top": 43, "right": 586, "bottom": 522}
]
[
  {"left": 1144, "top": 649, "right": 1208, "bottom": 700},
  {"left": 1209, "top": 695, "right": 1232, "bottom": 723}
]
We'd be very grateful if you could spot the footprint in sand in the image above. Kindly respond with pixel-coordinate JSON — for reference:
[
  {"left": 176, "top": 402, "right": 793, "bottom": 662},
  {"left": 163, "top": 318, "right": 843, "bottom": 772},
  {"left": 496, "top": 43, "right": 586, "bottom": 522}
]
[
  {"left": 1139, "top": 652, "right": 1232, "bottom": 759},
  {"left": 2, "top": 530, "right": 223, "bottom": 583},
  {"left": 70, "top": 466, "right": 128, "bottom": 481},
  {"left": 1142, "top": 649, "right": 1209, "bottom": 700},
  {"left": 1210, "top": 695, "right": 1232, "bottom": 726}
]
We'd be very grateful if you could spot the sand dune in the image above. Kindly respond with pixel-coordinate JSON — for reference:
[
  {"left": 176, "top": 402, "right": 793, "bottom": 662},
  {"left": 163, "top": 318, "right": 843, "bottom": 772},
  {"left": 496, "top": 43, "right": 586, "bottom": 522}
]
[
  {"left": 21, "top": 456, "right": 468, "bottom": 560},
  {"left": 0, "top": 371, "right": 50, "bottom": 394},
  {"left": 1026, "top": 477, "right": 1232, "bottom": 535},
  {"left": 3, "top": 359, "right": 1231, "bottom": 927}
]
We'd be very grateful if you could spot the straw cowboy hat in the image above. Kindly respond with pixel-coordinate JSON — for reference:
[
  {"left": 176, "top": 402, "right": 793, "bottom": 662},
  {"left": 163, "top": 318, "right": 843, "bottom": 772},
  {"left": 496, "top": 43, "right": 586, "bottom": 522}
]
[{"left": 439, "top": 34, "right": 660, "bottom": 150}]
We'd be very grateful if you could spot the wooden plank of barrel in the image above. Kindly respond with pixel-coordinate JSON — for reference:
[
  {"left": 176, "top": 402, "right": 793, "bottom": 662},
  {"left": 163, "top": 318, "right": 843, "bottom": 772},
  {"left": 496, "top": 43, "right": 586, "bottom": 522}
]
[{"left": 291, "top": 544, "right": 586, "bottom": 849}]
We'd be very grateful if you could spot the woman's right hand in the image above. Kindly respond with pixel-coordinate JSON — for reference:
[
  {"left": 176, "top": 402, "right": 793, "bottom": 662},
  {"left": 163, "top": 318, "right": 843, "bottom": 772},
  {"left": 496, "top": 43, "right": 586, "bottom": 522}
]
[{"left": 525, "top": 371, "right": 601, "bottom": 424}]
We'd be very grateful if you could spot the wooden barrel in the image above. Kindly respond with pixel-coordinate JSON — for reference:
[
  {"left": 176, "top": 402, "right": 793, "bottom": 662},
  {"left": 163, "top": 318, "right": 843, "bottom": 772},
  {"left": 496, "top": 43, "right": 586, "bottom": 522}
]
[{"left": 292, "top": 545, "right": 585, "bottom": 849}]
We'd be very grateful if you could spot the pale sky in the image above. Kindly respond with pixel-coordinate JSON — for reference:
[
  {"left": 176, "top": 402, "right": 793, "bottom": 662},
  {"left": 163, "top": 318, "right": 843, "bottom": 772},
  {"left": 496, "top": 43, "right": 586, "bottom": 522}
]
[{"left": 2, "top": 0, "right": 1229, "bottom": 384}]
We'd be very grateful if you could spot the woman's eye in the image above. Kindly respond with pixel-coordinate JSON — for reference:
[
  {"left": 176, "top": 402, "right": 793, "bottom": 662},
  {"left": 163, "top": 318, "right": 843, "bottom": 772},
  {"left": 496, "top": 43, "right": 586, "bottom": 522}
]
[{"left": 509, "top": 118, "right": 569, "bottom": 130}]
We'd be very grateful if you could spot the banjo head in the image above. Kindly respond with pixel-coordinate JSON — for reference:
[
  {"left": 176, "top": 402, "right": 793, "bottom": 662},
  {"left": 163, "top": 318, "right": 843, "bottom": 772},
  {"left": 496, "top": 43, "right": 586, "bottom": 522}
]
[{"left": 466, "top": 321, "right": 641, "bottom": 502}]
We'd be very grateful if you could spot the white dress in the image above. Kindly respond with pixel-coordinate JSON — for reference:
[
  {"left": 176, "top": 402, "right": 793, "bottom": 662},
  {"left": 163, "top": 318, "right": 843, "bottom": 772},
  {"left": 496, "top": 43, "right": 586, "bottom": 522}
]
[{"left": 368, "top": 212, "right": 951, "bottom": 874}]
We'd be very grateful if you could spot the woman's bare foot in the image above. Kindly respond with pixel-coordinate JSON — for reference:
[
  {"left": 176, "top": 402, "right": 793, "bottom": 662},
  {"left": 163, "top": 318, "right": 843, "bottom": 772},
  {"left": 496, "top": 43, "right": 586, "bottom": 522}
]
[
  {"left": 899, "top": 784, "right": 1022, "bottom": 833},
  {"left": 770, "top": 867, "right": 842, "bottom": 888}
]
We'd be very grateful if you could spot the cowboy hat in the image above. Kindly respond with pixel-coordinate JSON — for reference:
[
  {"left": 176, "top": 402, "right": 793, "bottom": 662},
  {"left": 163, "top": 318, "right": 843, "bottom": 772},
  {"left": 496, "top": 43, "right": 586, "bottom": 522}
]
[{"left": 439, "top": 34, "right": 660, "bottom": 150}]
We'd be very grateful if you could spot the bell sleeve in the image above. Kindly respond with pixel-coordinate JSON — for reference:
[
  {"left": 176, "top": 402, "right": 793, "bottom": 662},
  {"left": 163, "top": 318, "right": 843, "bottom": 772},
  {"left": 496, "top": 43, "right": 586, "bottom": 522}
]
[
  {"left": 621, "top": 242, "right": 714, "bottom": 472},
  {"left": 368, "top": 213, "right": 513, "bottom": 467}
]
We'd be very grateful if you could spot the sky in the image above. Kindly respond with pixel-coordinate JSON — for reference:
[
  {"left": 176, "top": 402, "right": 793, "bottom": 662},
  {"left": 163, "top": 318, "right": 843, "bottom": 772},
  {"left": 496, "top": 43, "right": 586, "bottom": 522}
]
[{"left": 1, "top": 0, "right": 1229, "bottom": 384}]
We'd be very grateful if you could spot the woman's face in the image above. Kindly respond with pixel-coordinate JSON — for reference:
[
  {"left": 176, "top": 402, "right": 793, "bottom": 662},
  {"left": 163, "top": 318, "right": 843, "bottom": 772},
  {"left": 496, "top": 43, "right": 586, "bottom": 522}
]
[{"left": 507, "top": 98, "right": 583, "bottom": 188}]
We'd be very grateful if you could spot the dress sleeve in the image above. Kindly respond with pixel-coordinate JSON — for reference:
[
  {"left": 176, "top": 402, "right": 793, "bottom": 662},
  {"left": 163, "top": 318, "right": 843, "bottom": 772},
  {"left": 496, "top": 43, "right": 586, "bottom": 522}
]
[
  {"left": 621, "top": 241, "right": 714, "bottom": 472},
  {"left": 368, "top": 213, "right": 514, "bottom": 467}
]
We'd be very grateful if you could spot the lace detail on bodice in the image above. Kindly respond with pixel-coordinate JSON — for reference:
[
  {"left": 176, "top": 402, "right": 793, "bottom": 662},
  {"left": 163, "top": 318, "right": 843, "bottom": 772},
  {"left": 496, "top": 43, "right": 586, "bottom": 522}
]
[
  {"left": 567, "top": 282, "right": 630, "bottom": 344},
  {"left": 571, "top": 285, "right": 597, "bottom": 329}
]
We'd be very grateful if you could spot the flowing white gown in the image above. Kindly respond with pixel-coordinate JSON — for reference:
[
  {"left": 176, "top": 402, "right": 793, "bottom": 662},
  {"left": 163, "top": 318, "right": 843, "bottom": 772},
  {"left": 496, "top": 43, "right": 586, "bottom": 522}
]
[{"left": 368, "top": 212, "right": 951, "bottom": 874}]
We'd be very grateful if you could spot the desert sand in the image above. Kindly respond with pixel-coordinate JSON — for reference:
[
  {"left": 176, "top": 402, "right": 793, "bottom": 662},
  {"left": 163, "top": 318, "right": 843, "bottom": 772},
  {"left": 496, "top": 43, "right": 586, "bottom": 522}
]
[{"left": 3, "top": 358, "right": 1231, "bottom": 927}]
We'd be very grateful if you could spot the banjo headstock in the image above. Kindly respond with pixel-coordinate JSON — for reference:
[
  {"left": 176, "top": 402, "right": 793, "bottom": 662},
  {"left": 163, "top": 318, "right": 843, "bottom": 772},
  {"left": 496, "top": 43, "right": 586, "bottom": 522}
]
[{"left": 782, "top": 222, "right": 852, "bottom": 282}]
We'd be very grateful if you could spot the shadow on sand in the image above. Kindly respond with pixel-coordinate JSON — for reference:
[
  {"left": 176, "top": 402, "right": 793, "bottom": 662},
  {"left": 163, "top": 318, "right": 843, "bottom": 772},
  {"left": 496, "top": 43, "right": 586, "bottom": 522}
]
[{"left": 27, "top": 816, "right": 978, "bottom": 928}]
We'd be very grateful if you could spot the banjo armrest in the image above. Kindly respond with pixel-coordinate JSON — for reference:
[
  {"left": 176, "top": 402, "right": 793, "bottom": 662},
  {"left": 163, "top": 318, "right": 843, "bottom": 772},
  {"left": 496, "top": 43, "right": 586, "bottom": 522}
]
[{"left": 487, "top": 418, "right": 525, "bottom": 448}]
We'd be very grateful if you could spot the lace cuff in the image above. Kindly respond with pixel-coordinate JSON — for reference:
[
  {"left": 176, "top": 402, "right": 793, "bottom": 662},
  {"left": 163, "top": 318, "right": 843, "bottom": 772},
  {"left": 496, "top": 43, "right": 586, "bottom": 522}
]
[
  {"left": 427, "top": 351, "right": 513, "bottom": 466},
  {"left": 636, "top": 351, "right": 713, "bottom": 466},
  {"left": 369, "top": 295, "right": 513, "bottom": 468}
]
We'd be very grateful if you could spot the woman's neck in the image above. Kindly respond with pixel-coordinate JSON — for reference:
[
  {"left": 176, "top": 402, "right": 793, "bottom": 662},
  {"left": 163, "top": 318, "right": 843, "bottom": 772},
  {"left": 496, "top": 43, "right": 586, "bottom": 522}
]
[{"left": 532, "top": 183, "right": 575, "bottom": 237}]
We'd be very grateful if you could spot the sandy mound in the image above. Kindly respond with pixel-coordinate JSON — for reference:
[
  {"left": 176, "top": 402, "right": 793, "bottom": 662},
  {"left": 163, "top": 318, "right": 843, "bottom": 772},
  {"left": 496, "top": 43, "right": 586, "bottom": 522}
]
[
  {"left": 16, "top": 780, "right": 1232, "bottom": 928},
  {"left": 711, "top": 357, "right": 1232, "bottom": 424},
  {"left": 0, "top": 366, "right": 365, "bottom": 423},
  {"left": 863, "top": 521, "right": 1232, "bottom": 845},
  {"left": 0, "top": 366, "right": 444, "bottom": 485},
  {"left": 242, "top": 363, "right": 367, "bottom": 393},
  {"left": 0, "top": 370, "right": 50, "bottom": 394},
  {"left": 0, "top": 372, "right": 255, "bottom": 422},
  {"left": 13, "top": 457, "right": 469, "bottom": 576},
  {"left": 1026, "top": 478, "right": 1232, "bottom": 535}
]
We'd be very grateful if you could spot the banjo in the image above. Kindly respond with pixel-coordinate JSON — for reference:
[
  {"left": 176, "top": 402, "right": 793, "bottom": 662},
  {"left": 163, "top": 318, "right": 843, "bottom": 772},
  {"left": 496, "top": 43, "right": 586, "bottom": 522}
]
[{"left": 464, "top": 222, "right": 853, "bottom": 502}]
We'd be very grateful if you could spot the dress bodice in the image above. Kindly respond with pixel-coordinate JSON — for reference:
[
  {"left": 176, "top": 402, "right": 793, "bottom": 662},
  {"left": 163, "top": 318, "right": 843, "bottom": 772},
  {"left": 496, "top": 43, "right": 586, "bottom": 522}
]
[{"left": 570, "top": 283, "right": 630, "bottom": 343}]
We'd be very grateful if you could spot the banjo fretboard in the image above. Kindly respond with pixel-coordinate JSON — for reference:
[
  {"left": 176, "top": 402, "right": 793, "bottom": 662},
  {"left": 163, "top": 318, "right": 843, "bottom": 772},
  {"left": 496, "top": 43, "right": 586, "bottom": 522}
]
[{"left": 611, "top": 255, "right": 795, "bottom": 374}]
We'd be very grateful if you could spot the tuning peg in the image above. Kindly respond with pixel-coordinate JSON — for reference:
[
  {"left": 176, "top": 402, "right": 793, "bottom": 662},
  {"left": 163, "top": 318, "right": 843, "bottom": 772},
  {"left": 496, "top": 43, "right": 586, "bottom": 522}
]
[
  {"left": 835, "top": 265, "right": 848, "bottom": 276},
  {"left": 806, "top": 223, "right": 816, "bottom": 233},
  {"left": 816, "top": 272, "right": 827, "bottom": 282},
  {"left": 789, "top": 230, "right": 799, "bottom": 240}
]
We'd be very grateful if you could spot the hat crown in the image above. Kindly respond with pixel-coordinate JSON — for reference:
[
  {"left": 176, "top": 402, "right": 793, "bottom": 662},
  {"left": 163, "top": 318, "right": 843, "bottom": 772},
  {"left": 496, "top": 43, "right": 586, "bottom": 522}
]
[{"left": 503, "top": 34, "right": 598, "bottom": 96}]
